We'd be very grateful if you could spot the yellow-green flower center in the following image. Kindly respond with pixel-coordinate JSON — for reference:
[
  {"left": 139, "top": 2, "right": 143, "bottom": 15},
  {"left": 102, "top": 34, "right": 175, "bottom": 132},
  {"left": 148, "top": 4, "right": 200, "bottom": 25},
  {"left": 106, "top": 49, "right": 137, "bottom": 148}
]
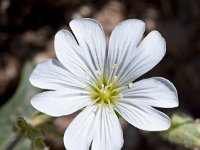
[{"left": 89, "top": 77, "right": 122, "bottom": 106}]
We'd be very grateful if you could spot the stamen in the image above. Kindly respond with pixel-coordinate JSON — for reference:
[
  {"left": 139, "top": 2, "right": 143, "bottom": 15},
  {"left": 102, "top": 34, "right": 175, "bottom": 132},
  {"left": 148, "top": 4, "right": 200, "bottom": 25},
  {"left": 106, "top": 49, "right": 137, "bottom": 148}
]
[
  {"left": 93, "top": 98, "right": 101, "bottom": 105},
  {"left": 106, "top": 83, "right": 112, "bottom": 88},
  {"left": 107, "top": 99, "right": 111, "bottom": 105},
  {"left": 112, "top": 93, "right": 123, "bottom": 100},
  {"left": 96, "top": 69, "right": 102, "bottom": 76},
  {"left": 119, "top": 93, "right": 123, "bottom": 99},
  {"left": 84, "top": 68, "right": 90, "bottom": 76},
  {"left": 108, "top": 64, "right": 118, "bottom": 83},
  {"left": 128, "top": 82, "right": 133, "bottom": 89},
  {"left": 112, "top": 86, "right": 127, "bottom": 93},
  {"left": 111, "top": 63, "right": 117, "bottom": 69},
  {"left": 113, "top": 75, "right": 118, "bottom": 81},
  {"left": 88, "top": 72, "right": 122, "bottom": 106},
  {"left": 84, "top": 86, "right": 90, "bottom": 91}
]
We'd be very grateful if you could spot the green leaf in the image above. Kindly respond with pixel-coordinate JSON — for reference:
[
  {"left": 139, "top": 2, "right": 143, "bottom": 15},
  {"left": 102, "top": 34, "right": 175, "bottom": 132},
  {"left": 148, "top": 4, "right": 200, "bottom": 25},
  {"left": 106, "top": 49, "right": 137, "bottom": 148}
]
[
  {"left": 161, "top": 114, "right": 200, "bottom": 149},
  {"left": 0, "top": 62, "right": 41, "bottom": 149}
]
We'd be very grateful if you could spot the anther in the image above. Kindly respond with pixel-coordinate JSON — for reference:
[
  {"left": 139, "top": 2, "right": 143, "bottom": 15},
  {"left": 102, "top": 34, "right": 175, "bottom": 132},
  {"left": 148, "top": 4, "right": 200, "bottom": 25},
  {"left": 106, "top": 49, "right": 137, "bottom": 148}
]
[
  {"left": 113, "top": 76, "right": 118, "bottom": 81},
  {"left": 128, "top": 83, "right": 133, "bottom": 89},
  {"left": 105, "top": 86, "right": 108, "bottom": 90},
  {"left": 96, "top": 69, "right": 102, "bottom": 76},
  {"left": 106, "top": 83, "right": 112, "bottom": 88},
  {"left": 107, "top": 99, "right": 111, "bottom": 105},
  {"left": 111, "top": 64, "right": 117, "bottom": 69},
  {"left": 84, "top": 86, "right": 90, "bottom": 91}
]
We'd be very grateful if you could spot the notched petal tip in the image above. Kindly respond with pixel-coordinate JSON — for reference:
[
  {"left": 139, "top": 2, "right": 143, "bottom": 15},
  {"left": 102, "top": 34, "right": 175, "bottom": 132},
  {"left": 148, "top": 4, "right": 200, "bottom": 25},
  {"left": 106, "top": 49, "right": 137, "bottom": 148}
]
[
  {"left": 112, "top": 19, "right": 146, "bottom": 37},
  {"left": 148, "top": 30, "right": 166, "bottom": 52},
  {"left": 29, "top": 72, "right": 34, "bottom": 85},
  {"left": 138, "top": 112, "right": 172, "bottom": 131},
  {"left": 29, "top": 59, "right": 53, "bottom": 88},
  {"left": 139, "top": 117, "right": 171, "bottom": 132},
  {"left": 30, "top": 96, "right": 61, "bottom": 117},
  {"left": 30, "top": 95, "right": 44, "bottom": 114},
  {"left": 148, "top": 30, "right": 166, "bottom": 43},
  {"left": 63, "top": 129, "right": 69, "bottom": 149},
  {"left": 30, "top": 96, "right": 37, "bottom": 108},
  {"left": 147, "top": 30, "right": 165, "bottom": 40},
  {"left": 119, "top": 19, "right": 145, "bottom": 27},
  {"left": 153, "top": 77, "right": 179, "bottom": 108},
  {"left": 153, "top": 116, "right": 171, "bottom": 131},
  {"left": 69, "top": 18, "right": 104, "bottom": 31},
  {"left": 30, "top": 90, "right": 92, "bottom": 117},
  {"left": 29, "top": 62, "right": 43, "bottom": 88},
  {"left": 54, "top": 29, "right": 69, "bottom": 43},
  {"left": 141, "top": 30, "right": 167, "bottom": 62}
]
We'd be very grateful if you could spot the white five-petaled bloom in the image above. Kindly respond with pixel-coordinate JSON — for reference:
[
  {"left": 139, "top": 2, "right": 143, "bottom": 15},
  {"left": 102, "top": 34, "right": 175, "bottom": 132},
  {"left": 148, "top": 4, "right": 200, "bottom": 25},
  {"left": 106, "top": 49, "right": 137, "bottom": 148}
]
[{"left": 30, "top": 18, "right": 179, "bottom": 150}]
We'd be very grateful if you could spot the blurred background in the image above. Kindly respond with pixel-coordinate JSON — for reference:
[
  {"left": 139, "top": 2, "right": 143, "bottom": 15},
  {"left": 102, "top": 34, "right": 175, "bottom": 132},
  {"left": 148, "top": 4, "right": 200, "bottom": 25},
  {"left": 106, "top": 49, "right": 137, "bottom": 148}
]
[{"left": 0, "top": 0, "right": 200, "bottom": 149}]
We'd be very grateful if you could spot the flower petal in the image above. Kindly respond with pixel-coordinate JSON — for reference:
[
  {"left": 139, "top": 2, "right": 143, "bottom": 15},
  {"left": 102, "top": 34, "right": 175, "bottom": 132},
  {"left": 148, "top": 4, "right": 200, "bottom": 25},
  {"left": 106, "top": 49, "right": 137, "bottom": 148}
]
[
  {"left": 123, "top": 77, "right": 179, "bottom": 108},
  {"left": 64, "top": 105, "right": 97, "bottom": 150},
  {"left": 55, "top": 30, "right": 92, "bottom": 79},
  {"left": 69, "top": 18, "right": 106, "bottom": 72},
  {"left": 106, "top": 19, "right": 145, "bottom": 79},
  {"left": 118, "top": 31, "right": 166, "bottom": 85},
  {"left": 29, "top": 59, "right": 86, "bottom": 90},
  {"left": 115, "top": 102, "right": 171, "bottom": 131},
  {"left": 30, "top": 90, "right": 92, "bottom": 117},
  {"left": 92, "top": 106, "right": 124, "bottom": 150}
]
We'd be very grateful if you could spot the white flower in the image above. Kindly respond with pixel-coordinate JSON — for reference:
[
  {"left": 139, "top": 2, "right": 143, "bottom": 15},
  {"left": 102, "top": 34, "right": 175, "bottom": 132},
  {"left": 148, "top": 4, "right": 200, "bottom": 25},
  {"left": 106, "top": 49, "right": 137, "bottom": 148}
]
[{"left": 30, "top": 18, "right": 179, "bottom": 150}]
